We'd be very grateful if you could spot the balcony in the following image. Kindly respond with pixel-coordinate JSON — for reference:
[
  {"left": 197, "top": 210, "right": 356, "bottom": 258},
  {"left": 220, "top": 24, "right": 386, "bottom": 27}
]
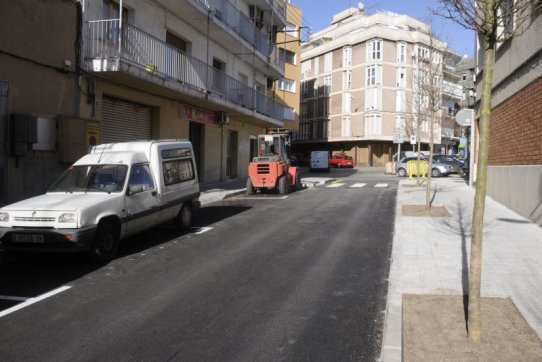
[
  {"left": 86, "top": 20, "right": 291, "bottom": 122},
  {"left": 161, "top": 0, "right": 285, "bottom": 77}
]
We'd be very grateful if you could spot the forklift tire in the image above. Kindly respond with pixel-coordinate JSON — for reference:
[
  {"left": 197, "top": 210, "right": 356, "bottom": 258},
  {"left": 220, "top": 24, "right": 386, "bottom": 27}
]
[
  {"left": 295, "top": 175, "right": 302, "bottom": 191},
  {"left": 278, "top": 175, "right": 289, "bottom": 195},
  {"left": 246, "top": 177, "right": 255, "bottom": 195}
]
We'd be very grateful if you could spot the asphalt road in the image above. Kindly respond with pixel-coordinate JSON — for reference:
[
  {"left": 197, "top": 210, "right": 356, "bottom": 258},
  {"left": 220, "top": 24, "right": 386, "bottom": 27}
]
[{"left": 0, "top": 168, "right": 398, "bottom": 361}]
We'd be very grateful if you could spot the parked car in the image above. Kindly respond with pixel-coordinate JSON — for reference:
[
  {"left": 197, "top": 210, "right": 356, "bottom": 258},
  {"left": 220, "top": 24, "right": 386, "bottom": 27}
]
[
  {"left": 431, "top": 154, "right": 465, "bottom": 176},
  {"left": 396, "top": 156, "right": 460, "bottom": 177},
  {"left": 330, "top": 154, "right": 354, "bottom": 168}
]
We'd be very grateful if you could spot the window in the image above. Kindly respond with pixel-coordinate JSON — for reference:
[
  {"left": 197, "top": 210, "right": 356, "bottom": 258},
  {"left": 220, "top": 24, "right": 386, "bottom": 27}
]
[
  {"left": 397, "top": 42, "right": 406, "bottom": 63},
  {"left": 129, "top": 164, "right": 155, "bottom": 191},
  {"left": 343, "top": 70, "right": 352, "bottom": 90},
  {"left": 284, "top": 23, "right": 298, "bottom": 38},
  {"left": 367, "top": 39, "right": 383, "bottom": 61},
  {"left": 365, "top": 88, "right": 382, "bottom": 111},
  {"left": 279, "top": 78, "right": 296, "bottom": 92},
  {"left": 396, "top": 67, "right": 406, "bottom": 87},
  {"left": 342, "top": 116, "right": 351, "bottom": 137},
  {"left": 416, "top": 44, "right": 430, "bottom": 63},
  {"left": 103, "top": 0, "right": 128, "bottom": 21},
  {"left": 280, "top": 48, "right": 296, "bottom": 65},
  {"left": 162, "top": 159, "right": 195, "bottom": 186},
  {"left": 301, "top": 102, "right": 307, "bottom": 120},
  {"left": 365, "top": 114, "right": 382, "bottom": 136},
  {"left": 343, "top": 46, "right": 352, "bottom": 68},
  {"left": 323, "top": 74, "right": 332, "bottom": 95},
  {"left": 396, "top": 90, "right": 406, "bottom": 112},
  {"left": 324, "top": 52, "right": 333, "bottom": 73},
  {"left": 366, "top": 65, "right": 382, "bottom": 86},
  {"left": 342, "top": 93, "right": 351, "bottom": 114},
  {"left": 301, "top": 60, "right": 311, "bottom": 77}
]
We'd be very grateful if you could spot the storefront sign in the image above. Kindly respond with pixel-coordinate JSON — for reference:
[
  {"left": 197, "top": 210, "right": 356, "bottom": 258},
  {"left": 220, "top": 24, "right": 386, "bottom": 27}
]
[{"left": 180, "top": 104, "right": 219, "bottom": 125}]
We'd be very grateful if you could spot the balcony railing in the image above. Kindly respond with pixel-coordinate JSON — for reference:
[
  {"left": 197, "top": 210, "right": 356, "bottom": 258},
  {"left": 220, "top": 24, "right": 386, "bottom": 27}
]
[
  {"left": 87, "top": 20, "right": 291, "bottom": 120},
  {"left": 196, "top": 0, "right": 285, "bottom": 70}
]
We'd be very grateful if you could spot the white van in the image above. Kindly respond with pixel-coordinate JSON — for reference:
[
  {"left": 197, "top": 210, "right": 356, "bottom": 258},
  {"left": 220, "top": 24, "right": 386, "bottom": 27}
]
[
  {"left": 310, "top": 151, "right": 330, "bottom": 172},
  {"left": 0, "top": 140, "right": 200, "bottom": 261}
]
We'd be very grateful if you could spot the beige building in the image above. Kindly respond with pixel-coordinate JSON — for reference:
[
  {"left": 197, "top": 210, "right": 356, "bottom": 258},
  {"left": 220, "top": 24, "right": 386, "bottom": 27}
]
[
  {"left": 294, "top": 6, "right": 463, "bottom": 166},
  {"left": 473, "top": 2, "right": 542, "bottom": 225},
  {"left": 0, "top": 0, "right": 294, "bottom": 203}
]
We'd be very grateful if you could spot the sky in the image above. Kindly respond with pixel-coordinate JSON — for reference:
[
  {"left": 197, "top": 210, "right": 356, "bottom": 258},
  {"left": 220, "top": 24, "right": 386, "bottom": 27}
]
[{"left": 289, "top": 0, "right": 475, "bottom": 57}]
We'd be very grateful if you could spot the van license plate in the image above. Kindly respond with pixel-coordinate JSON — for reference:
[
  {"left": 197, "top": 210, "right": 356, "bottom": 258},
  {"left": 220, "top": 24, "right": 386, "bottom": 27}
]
[{"left": 13, "top": 234, "right": 45, "bottom": 243}]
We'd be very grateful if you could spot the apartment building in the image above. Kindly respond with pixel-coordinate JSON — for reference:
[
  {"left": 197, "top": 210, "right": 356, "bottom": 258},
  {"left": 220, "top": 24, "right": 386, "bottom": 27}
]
[
  {"left": 0, "top": 0, "right": 293, "bottom": 203},
  {"left": 293, "top": 6, "right": 463, "bottom": 166},
  {"left": 473, "top": 3, "right": 542, "bottom": 224}
]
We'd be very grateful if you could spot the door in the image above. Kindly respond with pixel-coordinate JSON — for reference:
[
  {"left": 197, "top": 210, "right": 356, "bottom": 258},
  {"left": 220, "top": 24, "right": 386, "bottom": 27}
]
[
  {"left": 0, "top": 82, "right": 7, "bottom": 205},
  {"left": 189, "top": 121, "right": 204, "bottom": 182},
  {"left": 124, "top": 164, "right": 160, "bottom": 233},
  {"left": 226, "top": 130, "right": 238, "bottom": 178}
]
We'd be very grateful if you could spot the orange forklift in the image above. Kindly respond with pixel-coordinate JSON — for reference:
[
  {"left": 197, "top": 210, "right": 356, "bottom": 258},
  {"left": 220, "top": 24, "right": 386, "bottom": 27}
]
[{"left": 246, "top": 129, "right": 301, "bottom": 195}]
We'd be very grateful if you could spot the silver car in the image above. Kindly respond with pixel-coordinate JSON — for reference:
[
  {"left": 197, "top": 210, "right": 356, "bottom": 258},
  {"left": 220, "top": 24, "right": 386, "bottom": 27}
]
[{"left": 396, "top": 156, "right": 460, "bottom": 177}]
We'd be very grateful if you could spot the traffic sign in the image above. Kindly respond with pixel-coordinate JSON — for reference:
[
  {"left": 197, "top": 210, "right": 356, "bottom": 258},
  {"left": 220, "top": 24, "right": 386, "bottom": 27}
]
[
  {"left": 456, "top": 109, "right": 474, "bottom": 127},
  {"left": 410, "top": 135, "right": 417, "bottom": 145}
]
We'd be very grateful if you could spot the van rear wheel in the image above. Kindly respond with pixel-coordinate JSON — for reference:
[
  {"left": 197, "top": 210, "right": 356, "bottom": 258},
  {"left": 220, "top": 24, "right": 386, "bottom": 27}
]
[
  {"left": 176, "top": 203, "right": 192, "bottom": 230},
  {"left": 89, "top": 222, "right": 119, "bottom": 262}
]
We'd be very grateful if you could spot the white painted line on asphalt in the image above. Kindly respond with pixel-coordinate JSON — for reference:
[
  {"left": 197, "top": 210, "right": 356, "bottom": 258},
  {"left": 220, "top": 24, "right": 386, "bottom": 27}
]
[
  {"left": 375, "top": 183, "right": 389, "bottom": 188},
  {"left": 351, "top": 183, "right": 367, "bottom": 188},
  {"left": 326, "top": 183, "right": 345, "bottom": 188},
  {"left": 195, "top": 226, "right": 213, "bottom": 235},
  {"left": 0, "top": 295, "right": 29, "bottom": 302},
  {"left": 0, "top": 285, "right": 71, "bottom": 318}
]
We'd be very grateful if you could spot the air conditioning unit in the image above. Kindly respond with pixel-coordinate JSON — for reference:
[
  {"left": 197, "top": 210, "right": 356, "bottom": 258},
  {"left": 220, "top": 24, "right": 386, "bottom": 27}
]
[{"left": 218, "top": 112, "right": 229, "bottom": 125}]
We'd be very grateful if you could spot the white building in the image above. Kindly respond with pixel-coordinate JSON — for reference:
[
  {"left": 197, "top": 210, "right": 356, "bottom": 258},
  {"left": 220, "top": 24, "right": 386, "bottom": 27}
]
[{"left": 294, "top": 5, "right": 463, "bottom": 166}]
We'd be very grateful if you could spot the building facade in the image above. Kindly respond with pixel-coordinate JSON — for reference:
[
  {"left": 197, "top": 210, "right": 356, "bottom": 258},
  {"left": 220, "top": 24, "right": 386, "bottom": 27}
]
[
  {"left": 0, "top": 0, "right": 294, "bottom": 204},
  {"left": 473, "top": 2, "right": 542, "bottom": 225},
  {"left": 293, "top": 6, "right": 463, "bottom": 166}
]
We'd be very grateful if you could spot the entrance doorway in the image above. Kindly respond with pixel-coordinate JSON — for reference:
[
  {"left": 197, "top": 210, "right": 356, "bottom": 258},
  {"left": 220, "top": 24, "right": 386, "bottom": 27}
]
[
  {"left": 189, "top": 122, "right": 204, "bottom": 182},
  {"left": 226, "top": 130, "right": 238, "bottom": 178}
]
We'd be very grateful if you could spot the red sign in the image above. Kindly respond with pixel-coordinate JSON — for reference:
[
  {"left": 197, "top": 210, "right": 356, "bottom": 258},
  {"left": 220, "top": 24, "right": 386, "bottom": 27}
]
[{"left": 181, "top": 104, "right": 218, "bottom": 125}]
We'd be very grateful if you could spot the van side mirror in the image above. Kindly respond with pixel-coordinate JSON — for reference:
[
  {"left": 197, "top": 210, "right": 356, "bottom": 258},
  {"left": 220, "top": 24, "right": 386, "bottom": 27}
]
[{"left": 128, "top": 184, "right": 143, "bottom": 195}]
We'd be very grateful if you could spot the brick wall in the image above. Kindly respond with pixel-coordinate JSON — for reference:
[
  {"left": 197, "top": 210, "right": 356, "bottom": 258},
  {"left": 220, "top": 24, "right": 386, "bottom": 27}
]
[{"left": 489, "top": 77, "right": 542, "bottom": 165}]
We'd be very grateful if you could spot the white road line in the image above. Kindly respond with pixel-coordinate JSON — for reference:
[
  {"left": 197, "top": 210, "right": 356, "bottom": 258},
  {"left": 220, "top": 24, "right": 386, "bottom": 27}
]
[
  {"left": 0, "top": 295, "right": 29, "bottom": 302},
  {"left": 326, "top": 183, "right": 346, "bottom": 188},
  {"left": 195, "top": 226, "right": 213, "bottom": 234},
  {"left": 351, "top": 183, "right": 367, "bottom": 188},
  {"left": 374, "top": 183, "right": 389, "bottom": 188},
  {"left": 0, "top": 285, "right": 71, "bottom": 318}
]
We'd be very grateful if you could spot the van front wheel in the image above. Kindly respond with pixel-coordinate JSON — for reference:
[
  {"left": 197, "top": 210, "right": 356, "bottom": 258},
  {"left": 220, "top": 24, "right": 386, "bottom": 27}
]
[
  {"left": 89, "top": 222, "right": 119, "bottom": 262},
  {"left": 176, "top": 203, "right": 192, "bottom": 230}
]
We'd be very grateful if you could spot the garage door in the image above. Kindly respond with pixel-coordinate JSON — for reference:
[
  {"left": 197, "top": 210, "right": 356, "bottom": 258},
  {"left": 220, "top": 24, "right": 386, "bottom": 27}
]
[{"left": 102, "top": 97, "right": 152, "bottom": 143}]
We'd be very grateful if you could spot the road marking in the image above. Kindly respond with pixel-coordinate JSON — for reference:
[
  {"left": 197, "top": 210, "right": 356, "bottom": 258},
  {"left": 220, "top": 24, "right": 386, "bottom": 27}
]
[
  {"left": 0, "top": 286, "right": 71, "bottom": 318},
  {"left": 351, "top": 183, "right": 367, "bottom": 188},
  {"left": 326, "top": 183, "right": 346, "bottom": 188},
  {"left": 194, "top": 226, "right": 213, "bottom": 234},
  {"left": 375, "top": 183, "right": 389, "bottom": 188}
]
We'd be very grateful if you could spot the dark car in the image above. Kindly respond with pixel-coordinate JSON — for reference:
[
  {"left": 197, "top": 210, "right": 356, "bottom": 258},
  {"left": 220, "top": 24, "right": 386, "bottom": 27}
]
[{"left": 329, "top": 154, "right": 354, "bottom": 168}]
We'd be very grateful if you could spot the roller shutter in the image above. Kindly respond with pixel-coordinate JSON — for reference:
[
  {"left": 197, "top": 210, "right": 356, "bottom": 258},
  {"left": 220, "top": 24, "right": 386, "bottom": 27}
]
[{"left": 102, "top": 97, "right": 152, "bottom": 143}]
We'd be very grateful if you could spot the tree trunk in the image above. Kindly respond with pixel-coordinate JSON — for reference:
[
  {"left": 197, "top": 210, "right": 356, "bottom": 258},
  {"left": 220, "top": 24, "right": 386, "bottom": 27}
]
[{"left": 468, "top": 42, "right": 495, "bottom": 343}]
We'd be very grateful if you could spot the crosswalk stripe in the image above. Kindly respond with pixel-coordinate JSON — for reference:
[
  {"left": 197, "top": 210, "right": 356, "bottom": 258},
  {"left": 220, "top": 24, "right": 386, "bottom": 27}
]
[
  {"left": 326, "top": 183, "right": 346, "bottom": 188},
  {"left": 351, "top": 183, "right": 367, "bottom": 188},
  {"left": 374, "top": 183, "right": 388, "bottom": 188}
]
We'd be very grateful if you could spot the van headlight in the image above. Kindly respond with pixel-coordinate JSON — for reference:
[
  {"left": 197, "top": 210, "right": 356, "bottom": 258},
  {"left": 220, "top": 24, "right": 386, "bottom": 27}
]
[
  {"left": 58, "top": 213, "right": 76, "bottom": 223},
  {"left": 0, "top": 212, "right": 9, "bottom": 222}
]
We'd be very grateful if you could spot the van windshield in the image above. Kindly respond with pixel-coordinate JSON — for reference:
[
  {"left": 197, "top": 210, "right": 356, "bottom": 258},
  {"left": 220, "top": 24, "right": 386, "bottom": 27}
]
[{"left": 49, "top": 164, "right": 128, "bottom": 193}]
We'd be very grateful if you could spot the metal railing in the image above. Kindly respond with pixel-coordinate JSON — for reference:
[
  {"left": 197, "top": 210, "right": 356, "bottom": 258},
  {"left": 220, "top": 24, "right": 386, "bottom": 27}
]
[
  {"left": 87, "top": 20, "right": 290, "bottom": 120},
  {"left": 196, "top": 0, "right": 285, "bottom": 70}
]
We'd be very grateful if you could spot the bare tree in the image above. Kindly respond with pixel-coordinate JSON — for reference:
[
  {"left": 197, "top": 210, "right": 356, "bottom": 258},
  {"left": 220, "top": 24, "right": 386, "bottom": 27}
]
[{"left": 434, "top": 0, "right": 541, "bottom": 343}]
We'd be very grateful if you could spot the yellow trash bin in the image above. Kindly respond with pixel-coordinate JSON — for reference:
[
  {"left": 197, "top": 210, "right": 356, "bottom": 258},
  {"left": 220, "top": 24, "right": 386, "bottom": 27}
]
[{"left": 406, "top": 160, "right": 428, "bottom": 179}]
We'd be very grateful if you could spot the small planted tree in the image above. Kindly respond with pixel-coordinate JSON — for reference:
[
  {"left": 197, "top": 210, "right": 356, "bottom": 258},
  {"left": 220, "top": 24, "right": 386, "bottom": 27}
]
[{"left": 434, "top": 0, "right": 541, "bottom": 343}]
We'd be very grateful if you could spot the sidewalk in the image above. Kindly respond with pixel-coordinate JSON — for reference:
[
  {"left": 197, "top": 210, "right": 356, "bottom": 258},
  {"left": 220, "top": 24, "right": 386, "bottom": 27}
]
[{"left": 380, "top": 176, "right": 542, "bottom": 361}]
